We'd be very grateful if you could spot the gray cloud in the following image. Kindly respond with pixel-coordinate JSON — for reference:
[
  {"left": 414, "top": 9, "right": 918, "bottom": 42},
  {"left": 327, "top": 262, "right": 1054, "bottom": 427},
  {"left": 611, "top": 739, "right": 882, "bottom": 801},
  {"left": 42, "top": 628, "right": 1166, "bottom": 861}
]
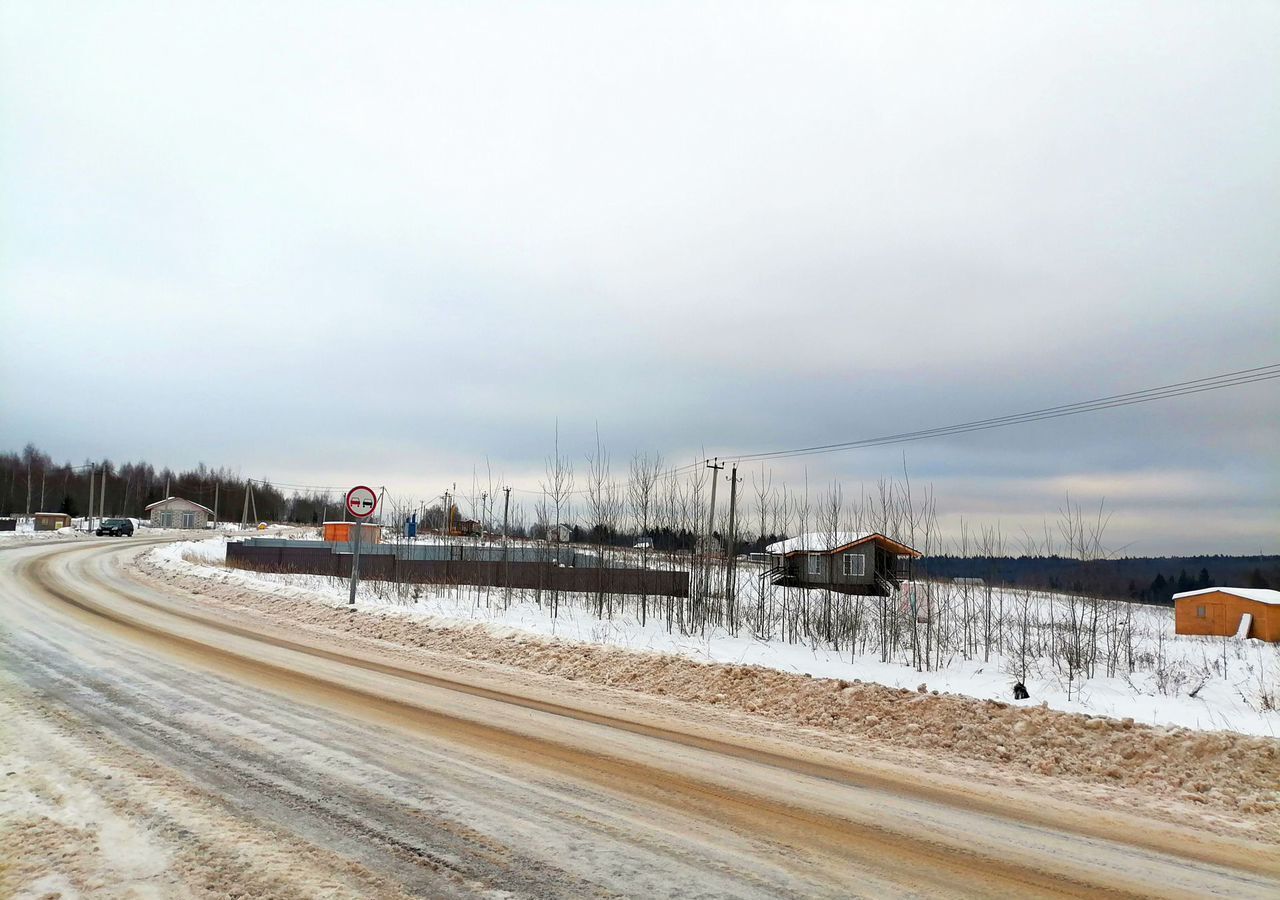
[{"left": 2, "top": 2, "right": 1276, "bottom": 553}]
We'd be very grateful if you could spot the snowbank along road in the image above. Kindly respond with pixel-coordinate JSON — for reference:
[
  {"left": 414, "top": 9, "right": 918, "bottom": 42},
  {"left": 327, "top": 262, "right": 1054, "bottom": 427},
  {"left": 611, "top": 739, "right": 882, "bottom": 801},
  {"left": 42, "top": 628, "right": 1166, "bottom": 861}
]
[{"left": 2, "top": 538, "right": 1277, "bottom": 898}]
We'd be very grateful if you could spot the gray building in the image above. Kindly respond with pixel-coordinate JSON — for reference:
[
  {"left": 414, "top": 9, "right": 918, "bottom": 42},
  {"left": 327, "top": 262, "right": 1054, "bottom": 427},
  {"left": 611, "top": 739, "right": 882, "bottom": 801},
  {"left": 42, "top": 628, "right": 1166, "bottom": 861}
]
[
  {"left": 765, "top": 532, "right": 920, "bottom": 596},
  {"left": 146, "top": 496, "right": 213, "bottom": 529}
]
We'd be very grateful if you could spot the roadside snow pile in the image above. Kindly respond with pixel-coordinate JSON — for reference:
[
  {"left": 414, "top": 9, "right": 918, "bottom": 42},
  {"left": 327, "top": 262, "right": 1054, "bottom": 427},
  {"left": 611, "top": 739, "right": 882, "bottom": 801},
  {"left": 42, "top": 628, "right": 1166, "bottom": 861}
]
[
  {"left": 148, "top": 539, "right": 1280, "bottom": 738},
  {"left": 0, "top": 523, "right": 86, "bottom": 543},
  {"left": 134, "top": 543, "right": 1280, "bottom": 832}
]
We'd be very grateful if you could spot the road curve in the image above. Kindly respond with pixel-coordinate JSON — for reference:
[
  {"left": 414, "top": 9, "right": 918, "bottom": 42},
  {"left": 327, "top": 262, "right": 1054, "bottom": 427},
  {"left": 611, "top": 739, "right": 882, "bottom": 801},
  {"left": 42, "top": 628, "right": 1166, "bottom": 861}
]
[{"left": 2, "top": 537, "right": 1276, "bottom": 898}]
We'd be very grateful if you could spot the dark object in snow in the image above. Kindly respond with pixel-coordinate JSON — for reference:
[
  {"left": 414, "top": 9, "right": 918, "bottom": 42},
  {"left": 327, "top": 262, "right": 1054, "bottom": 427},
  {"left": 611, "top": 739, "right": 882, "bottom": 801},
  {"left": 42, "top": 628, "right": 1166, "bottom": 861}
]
[{"left": 1012, "top": 682, "right": 1030, "bottom": 700}]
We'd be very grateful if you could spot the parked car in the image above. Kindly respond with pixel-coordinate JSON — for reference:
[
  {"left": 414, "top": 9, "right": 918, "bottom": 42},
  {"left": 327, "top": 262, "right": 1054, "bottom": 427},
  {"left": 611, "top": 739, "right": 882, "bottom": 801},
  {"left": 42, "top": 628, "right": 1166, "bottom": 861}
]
[{"left": 96, "top": 518, "right": 135, "bottom": 537}]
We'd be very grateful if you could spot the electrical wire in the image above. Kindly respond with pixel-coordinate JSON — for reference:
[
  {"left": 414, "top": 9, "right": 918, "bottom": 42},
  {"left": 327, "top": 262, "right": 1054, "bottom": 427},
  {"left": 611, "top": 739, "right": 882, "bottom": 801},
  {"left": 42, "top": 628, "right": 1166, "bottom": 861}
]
[
  {"left": 504, "top": 363, "right": 1280, "bottom": 495},
  {"left": 244, "top": 363, "right": 1279, "bottom": 505}
]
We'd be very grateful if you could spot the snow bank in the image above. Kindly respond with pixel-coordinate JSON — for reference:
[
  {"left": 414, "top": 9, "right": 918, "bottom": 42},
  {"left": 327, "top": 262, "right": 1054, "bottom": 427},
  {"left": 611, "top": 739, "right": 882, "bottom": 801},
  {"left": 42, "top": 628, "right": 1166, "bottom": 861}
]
[
  {"left": 134, "top": 541, "right": 1280, "bottom": 832},
  {"left": 149, "top": 539, "right": 1280, "bottom": 738}
]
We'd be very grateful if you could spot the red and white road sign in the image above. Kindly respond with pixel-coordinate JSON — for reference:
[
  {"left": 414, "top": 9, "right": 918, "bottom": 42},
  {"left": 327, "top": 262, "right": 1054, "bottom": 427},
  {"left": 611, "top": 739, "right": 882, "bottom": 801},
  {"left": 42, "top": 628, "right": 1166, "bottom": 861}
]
[{"left": 345, "top": 485, "right": 377, "bottom": 519}]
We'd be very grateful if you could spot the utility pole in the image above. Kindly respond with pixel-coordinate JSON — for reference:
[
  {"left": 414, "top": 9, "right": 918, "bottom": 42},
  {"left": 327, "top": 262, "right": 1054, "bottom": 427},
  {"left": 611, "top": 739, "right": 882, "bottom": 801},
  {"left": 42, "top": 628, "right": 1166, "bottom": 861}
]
[
  {"left": 501, "top": 486, "right": 511, "bottom": 541},
  {"left": 212, "top": 481, "right": 219, "bottom": 527},
  {"left": 87, "top": 465, "right": 95, "bottom": 532},
  {"left": 705, "top": 458, "right": 724, "bottom": 556},
  {"left": 724, "top": 463, "right": 740, "bottom": 614},
  {"left": 501, "top": 485, "right": 511, "bottom": 599},
  {"left": 39, "top": 470, "right": 45, "bottom": 513},
  {"left": 240, "top": 481, "right": 251, "bottom": 530},
  {"left": 24, "top": 457, "right": 31, "bottom": 520},
  {"left": 100, "top": 467, "right": 107, "bottom": 520},
  {"left": 704, "top": 458, "right": 725, "bottom": 602}
]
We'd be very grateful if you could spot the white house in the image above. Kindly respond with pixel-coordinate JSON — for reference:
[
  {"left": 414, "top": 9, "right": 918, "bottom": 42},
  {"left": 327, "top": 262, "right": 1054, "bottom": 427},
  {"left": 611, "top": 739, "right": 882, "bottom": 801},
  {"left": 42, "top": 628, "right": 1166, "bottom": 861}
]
[{"left": 146, "top": 496, "right": 213, "bottom": 529}]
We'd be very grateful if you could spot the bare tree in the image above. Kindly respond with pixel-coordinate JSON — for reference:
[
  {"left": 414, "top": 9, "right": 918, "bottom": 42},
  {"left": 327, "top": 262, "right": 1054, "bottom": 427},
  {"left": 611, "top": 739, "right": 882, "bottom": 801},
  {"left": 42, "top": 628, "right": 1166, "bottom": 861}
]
[
  {"left": 628, "top": 451, "right": 662, "bottom": 626},
  {"left": 540, "top": 424, "right": 574, "bottom": 617}
]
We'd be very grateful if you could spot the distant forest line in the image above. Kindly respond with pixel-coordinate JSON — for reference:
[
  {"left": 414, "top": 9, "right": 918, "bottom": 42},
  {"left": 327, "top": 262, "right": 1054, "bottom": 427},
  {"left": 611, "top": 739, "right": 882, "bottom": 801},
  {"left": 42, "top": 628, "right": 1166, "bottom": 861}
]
[
  {"left": 917, "top": 555, "right": 1279, "bottom": 606},
  {"left": 4, "top": 443, "right": 1275, "bottom": 606}
]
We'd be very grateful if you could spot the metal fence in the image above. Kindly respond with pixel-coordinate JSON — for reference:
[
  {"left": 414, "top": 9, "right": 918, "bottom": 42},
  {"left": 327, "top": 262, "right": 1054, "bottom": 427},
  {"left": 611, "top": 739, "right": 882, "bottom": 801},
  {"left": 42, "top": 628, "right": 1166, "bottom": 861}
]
[{"left": 226, "top": 540, "right": 689, "bottom": 598}]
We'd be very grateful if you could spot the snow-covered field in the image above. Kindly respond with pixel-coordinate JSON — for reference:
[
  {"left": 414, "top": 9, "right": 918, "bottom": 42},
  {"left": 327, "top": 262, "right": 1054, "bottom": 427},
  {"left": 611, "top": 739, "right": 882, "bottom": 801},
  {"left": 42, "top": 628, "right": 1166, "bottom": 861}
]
[{"left": 154, "top": 539, "right": 1280, "bottom": 737}]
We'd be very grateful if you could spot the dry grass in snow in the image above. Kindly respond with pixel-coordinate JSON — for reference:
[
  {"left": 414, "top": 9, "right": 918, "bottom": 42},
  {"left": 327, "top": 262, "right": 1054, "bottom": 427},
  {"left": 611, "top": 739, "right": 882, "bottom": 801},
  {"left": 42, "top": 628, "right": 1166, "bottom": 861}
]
[{"left": 137, "top": 544, "right": 1280, "bottom": 838}]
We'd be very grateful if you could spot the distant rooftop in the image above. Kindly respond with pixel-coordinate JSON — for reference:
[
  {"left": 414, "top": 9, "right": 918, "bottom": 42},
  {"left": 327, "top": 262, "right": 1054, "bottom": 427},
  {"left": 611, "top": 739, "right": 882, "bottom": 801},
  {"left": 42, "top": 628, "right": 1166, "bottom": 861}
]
[{"left": 1172, "top": 587, "right": 1280, "bottom": 606}]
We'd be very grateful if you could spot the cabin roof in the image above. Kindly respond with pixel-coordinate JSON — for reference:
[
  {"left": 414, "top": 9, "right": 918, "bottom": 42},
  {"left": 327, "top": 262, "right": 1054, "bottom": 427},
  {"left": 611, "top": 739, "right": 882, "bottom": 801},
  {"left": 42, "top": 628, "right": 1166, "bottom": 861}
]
[
  {"left": 144, "top": 496, "right": 214, "bottom": 514},
  {"left": 1172, "top": 587, "right": 1280, "bottom": 606},
  {"left": 765, "top": 531, "right": 921, "bottom": 559}
]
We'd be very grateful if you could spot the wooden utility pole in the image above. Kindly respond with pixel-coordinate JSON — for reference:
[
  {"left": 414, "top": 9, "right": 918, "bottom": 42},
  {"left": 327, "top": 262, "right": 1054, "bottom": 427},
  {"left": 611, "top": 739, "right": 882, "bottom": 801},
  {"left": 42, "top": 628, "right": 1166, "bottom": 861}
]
[
  {"left": 212, "top": 481, "right": 219, "bottom": 526},
  {"left": 100, "top": 467, "right": 106, "bottom": 520},
  {"left": 87, "top": 465, "right": 95, "bottom": 531},
  {"left": 501, "top": 486, "right": 511, "bottom": 541}
]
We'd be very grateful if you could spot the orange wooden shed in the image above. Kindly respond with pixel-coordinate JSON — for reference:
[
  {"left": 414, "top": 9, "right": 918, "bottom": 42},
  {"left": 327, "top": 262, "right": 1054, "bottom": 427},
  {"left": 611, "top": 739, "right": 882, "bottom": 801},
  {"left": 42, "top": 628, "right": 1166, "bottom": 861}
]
[
  {"left": 1172, "top": 587, "right": 1280, "bottom": 642},
  {"left": 322, "top": 521, "right": 382, "bottom": 544}
]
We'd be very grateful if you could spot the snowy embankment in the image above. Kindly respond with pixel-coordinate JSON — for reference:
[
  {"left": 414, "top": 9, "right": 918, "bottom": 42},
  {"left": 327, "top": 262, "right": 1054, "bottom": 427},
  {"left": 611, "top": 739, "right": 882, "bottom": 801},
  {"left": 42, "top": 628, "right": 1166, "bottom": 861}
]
[
  {"left": 153, "top": 539, "right": 1279, "bottom": 737},
  {"left": 0, "top": 524, "right": 85, "bottom": 544}
]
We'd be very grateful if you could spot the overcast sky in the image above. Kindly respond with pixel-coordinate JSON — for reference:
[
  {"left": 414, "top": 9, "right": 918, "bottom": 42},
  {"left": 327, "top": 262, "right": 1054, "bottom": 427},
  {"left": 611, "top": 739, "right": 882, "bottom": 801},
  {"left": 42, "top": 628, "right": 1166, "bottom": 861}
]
[{"left": 2, "top": 2, "right": 1277, "bottom": 554}]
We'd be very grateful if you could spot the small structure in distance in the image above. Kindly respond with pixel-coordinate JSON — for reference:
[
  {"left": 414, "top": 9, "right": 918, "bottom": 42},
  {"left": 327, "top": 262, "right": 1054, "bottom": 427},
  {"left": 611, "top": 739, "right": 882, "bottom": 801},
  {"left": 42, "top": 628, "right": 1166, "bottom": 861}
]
[
  {"left": 146, "top": 496, "right": 213, "bottom": 529},
  {"left": 765, "top": 532, "right": 920, "bottom": 596},
  {"left": 1172, "top": 587, "right": 1280, "bottom": 642},
  {"left": 34, "top": 512, "right": 72, "bottom": 531},
  {"left": 322, "top": 521, "right": 382, "bottom": 544}
]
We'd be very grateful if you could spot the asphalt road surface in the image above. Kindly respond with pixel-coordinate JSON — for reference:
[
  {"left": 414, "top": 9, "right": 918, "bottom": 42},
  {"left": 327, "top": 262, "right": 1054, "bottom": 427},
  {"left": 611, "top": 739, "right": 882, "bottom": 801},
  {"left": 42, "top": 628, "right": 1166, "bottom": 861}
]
[{"left": 2, "top": 537, "right": 1276, "bottom": 898}]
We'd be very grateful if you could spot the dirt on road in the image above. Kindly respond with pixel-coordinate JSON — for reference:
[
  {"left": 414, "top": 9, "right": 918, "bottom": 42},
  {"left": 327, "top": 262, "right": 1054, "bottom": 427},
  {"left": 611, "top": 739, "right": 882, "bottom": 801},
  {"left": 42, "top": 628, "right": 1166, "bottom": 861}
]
[{"left": 3, "top": 538, "right": 1277, "bottom": 898}]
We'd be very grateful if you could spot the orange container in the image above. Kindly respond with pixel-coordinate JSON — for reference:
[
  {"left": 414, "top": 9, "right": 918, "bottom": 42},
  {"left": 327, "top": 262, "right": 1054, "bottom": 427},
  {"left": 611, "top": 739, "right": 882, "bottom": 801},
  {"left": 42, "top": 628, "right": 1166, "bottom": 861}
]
[{"left": 322, "top": 521, "right": 382, "bottom": 544}]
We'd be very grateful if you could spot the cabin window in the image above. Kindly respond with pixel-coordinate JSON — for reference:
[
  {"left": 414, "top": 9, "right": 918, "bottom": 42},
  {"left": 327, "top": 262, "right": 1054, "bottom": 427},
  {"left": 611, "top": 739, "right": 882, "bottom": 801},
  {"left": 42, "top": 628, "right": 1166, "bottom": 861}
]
[
  {"left": 807, "top": 555, "right": 821, "bottom": 576},
  {"left": 896, "top": 555, "right": 912, "bottom": 577},
  {"left": 1196, "top": 606, "right": 1206, "bottom": 618},
  {"left": 842, "top": 553, "right": 865, "bottom": 577},
  {"left": 182, "top": 512, "right": 196, "bottom": 528}
]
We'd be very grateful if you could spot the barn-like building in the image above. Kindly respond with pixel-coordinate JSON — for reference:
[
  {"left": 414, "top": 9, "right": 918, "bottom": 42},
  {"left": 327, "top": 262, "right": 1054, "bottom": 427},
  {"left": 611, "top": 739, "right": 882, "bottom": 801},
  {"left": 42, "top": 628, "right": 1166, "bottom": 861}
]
[{"left": 1172, "top": 587, "right": 1280, "bottom": 642}]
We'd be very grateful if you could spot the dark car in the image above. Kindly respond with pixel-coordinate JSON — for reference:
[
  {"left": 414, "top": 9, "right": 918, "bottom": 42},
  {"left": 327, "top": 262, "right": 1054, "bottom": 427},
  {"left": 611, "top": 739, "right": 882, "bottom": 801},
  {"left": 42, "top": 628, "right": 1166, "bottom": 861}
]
[{"left": 97, "top": 518, "right": 135, "bottom": 537}]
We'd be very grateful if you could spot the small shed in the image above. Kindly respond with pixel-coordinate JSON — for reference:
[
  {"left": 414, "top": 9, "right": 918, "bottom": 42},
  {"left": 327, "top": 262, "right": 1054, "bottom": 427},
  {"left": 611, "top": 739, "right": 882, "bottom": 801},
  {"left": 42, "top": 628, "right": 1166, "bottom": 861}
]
[
  {"left": 34, "top": 512, "right": 73, "bottom": 531},
  {"left": 322, "top": 521, "right": 382, "bottom": 544},
  {"left": 1173, "top": 588, "right": 1280, "bottom": 642},
  {"left": 765, "top": 532, "right": 921, "bottom": 596},
  {"left": 146, "top": 496, "right": 213, "bottom": 529}
]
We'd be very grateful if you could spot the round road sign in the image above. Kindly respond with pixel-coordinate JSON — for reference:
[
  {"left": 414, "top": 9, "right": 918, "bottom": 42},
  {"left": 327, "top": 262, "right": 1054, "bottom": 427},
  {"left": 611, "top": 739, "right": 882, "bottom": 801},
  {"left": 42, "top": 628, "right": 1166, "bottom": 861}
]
[{"left": 345, "top": 485, "right": 377, "bottom": 519}]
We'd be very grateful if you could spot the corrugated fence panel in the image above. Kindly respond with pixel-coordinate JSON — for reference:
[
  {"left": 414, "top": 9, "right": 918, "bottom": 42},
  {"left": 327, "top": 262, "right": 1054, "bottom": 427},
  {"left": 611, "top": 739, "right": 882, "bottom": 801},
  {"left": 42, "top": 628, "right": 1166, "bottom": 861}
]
[{"left": 226, "top": 541, "right": 688, "bottom": 598}]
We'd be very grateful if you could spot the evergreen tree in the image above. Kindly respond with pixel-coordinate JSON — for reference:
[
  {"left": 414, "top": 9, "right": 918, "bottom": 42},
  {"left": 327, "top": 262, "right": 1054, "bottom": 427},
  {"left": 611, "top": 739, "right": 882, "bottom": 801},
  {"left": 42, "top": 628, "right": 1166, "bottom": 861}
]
[{"left": 1150, "top": 573, "right": 1168, "bottom": 605}]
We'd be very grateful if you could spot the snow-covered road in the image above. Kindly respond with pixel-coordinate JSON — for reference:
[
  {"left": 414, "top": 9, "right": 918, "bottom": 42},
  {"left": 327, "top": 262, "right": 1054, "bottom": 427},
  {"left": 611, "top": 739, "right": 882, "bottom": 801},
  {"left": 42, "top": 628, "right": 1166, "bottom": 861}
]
[{"left": 3, "top": 538, "right": 1277, "bottom": 898}]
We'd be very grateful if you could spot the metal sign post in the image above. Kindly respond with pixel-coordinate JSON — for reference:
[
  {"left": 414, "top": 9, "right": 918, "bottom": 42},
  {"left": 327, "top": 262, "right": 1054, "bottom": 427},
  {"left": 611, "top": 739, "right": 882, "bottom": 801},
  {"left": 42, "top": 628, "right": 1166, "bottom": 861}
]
[{"left": 345, "top": 485, "right": 377, "bottom": 606}]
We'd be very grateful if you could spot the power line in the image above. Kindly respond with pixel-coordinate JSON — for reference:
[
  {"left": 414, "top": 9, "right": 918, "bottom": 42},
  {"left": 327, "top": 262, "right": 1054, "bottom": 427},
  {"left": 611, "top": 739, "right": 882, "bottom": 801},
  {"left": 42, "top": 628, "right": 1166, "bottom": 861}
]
[
  {"left": 733, "top": 365, "right": 1280, "bottom": 465},
  {"left": 240, "top": 363, "right": 1279, "bottom": 506},
  {"left": 504, "top": 362, "right": 1279, "bottom": 496}
]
